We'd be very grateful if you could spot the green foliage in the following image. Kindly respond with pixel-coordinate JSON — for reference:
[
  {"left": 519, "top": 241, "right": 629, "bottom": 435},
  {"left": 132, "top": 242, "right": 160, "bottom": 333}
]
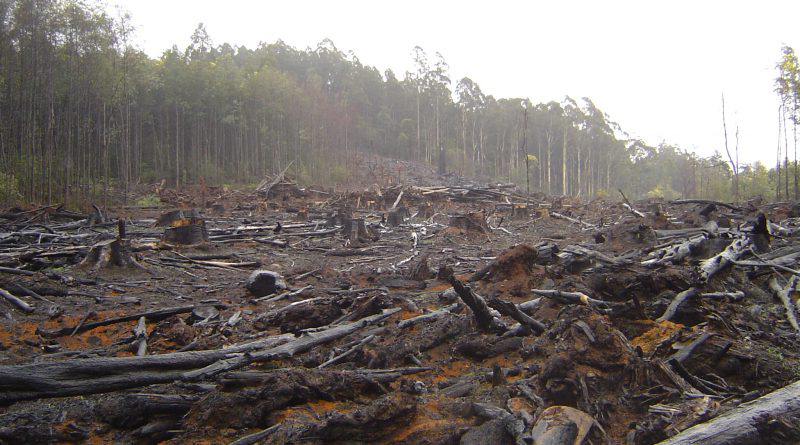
[
  {"left": 0, "top": 172, "right": 23, "bottom": 207},
  {"left": 647, "top": 184, "right": 678, "bottom": 200},
  {"left": 328, "top": 164, "right": 351, "bottom": 185},
  {"left": 134, "top": 194, "right": 160, "bottom": 208}
]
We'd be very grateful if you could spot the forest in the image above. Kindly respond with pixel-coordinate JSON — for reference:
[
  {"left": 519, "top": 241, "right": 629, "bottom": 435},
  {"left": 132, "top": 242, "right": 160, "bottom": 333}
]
[{"left": 1, "top": 0, "right": 797, "bottom": 208}]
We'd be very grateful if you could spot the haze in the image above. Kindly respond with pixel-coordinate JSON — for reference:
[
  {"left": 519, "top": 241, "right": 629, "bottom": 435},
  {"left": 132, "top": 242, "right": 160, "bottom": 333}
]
[{"left": 116, "top": 0, "right": 800, "bottom": 166}]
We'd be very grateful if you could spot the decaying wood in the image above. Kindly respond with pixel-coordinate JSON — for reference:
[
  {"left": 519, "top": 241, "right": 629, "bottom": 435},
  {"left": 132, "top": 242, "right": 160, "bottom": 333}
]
[
  {"left": 487, "top": 296, "right": 545, "bottom": 334},
  {"left": 36, "top": 305, "right": 207, "bottom": 338},
  {"left": 444, "top": 269, "right": 501, "bottom": 331},
  {"left": 318, "top": 334, "right": 375, "bottom": 368},
  {"left": 698, "top": 236, "right": 751, "bottom": 283},
  {"left": 6, "top": 163, "right": 800, "bottom": 444},
  {"left": 657, "top": 287, "right": 700, "bottom": 322},
  {"left": 643, "top": 234, "right": 707, "bottom": 267},
  {"left": 768, "top": 276, "right": 800, "bottom": 333},
  {"left": 551, "top": 211, "right": 598, "bottom": 230},
  {"left": 132, "top": 316, "right": 147, "bottom": 356},
  {"left": 0, "top": 287, "right": 34, "bottom": 313},
  {"left": 531, "top": 289, "right": 611, "bottom": 313},
  {"left": 669, "top": 199, "right": 743, "bottom": 211},
  {"left": 0, "top": 309, "right": 400, "bottom": 403},
  {"left": 659, "top": 379, "right": 800, "bottom": 444}
]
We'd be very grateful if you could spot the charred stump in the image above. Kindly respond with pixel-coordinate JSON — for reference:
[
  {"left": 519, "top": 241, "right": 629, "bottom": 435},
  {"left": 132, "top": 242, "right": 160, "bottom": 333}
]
[
  {"left": 417, "top": 202, "right": 435, "bottom": 219},
  {"left": 81, "top": 220, "right": 147, "bottom": 273},
  {"left": 512, "top": 204, "right": 529, "bottom": 219},
  {"left": 160, "top": 210, "right": 209, "bottom": 246},
  {"left": 470, "top": 244, "right": 538, "bottom": 282},
  {"left": 407, "top": 253, "right": 433, "bottom": 281},
  {"left": 448, "top": 211, "right": 490, "bottom": 234},
  {"left": 342, "top": 217, "right": 379, "bottom": 244},
  {"left": 386, "top": 207, "right": 408, "bottom": 227}
]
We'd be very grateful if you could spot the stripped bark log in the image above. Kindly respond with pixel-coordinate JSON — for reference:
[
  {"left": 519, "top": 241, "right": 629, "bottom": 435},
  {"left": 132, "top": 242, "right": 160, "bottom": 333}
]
[
  {"left": 642, "top": 235, "right": 708, "bottom": 268},
  {"left": 531, "top": 289, "right": 611, "bottom": 314},
  {"left": 768, "top": 276, "right": 800, "bottom": 334},
  {"left": 698, "top": 237, "right": 751, "bottom": 283},
  {"left": 182, "top": 308, "right": 400, "bottom": 381},
  {"left": 658, "top": 379, "right": 800, "bottom": 444},
  {"left": 0, "top": 288, "right": 33, "bottom": 313},
  {"left": 551, "top": 212, "right": 598, "bottom": 230}
]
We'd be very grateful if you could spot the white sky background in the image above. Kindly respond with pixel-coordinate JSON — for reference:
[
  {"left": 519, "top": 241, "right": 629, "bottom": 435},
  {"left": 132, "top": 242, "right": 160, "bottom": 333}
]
[{"left": 114, "top": 0, "right": 800, "bottom": 166}]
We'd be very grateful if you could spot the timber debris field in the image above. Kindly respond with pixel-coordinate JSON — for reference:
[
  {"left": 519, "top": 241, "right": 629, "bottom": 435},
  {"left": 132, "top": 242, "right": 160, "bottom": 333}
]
[{"left": 1, "top": 154, "right": 800, "bottom": 444}]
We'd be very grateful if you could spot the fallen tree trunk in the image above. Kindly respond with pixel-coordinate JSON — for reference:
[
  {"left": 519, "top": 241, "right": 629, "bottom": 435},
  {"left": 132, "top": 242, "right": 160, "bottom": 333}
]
[
  {"left": 0, "top": 288, "right": 33, "bottom": 313},
  {"left": 36, "top": 305, "right": 206, "bottom": 338},
  {"left": 768, "top": 276, "right": 800, "bottom": 334},
  {"left": 658, "top": 379, "right": 800, "bottom": 444},
  {"left": 487, "top": 296, "right": 545, "bottom": 334},
  {"left": 698, "top": 236, "right": 751, "bottom": 283},
  {"left": 0, "top": 309, "right": 399, "bottom": 404},
  {"left": 444, "top": 269, "right": 501, "bottom": 332},
  {"left": 642, "top": 234, "right": 708, "bottom": 268}
]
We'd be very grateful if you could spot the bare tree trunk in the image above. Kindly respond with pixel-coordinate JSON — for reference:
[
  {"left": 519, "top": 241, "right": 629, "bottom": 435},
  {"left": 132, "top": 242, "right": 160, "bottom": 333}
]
[
  {"left": 778, "top": 104, "right": 783, "bottom": 201},
  {"left": 721, "top": 94, "right": 738, "bottom": 198}
]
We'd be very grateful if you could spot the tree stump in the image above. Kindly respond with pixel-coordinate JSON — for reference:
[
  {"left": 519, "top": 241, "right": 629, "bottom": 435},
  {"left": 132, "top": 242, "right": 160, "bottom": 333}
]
[
  {"left": 81, "top": 220, "right": 148, "bottom": 273},
  {"left": 407, "top": 253, "right": 433, "bottom": 281},
  {"left": 448, "top": 212, "right": 490, "bottom": 234},
  {"left": 155, "top": 209, "right": 200, "bottom": 227},
  {"left": 512, "top": 204, "right": 529, "bottom": 219},
  {"left": 160, "top": 211, "right": 209, "bottom": 246},
  {"left": 417, "top": 203, "right": 435, "bottom": 219},
  {"left": 342, "top": 217, "right": 379, "bottom": 244},
  {"left": 387, "top": 207, "right": 409, "bottom": 227}
]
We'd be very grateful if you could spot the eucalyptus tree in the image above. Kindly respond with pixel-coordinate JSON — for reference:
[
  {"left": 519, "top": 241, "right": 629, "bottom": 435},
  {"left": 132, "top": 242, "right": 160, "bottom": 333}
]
[{"left": 776, "top": 45, "right": 799, "bottom": 199}]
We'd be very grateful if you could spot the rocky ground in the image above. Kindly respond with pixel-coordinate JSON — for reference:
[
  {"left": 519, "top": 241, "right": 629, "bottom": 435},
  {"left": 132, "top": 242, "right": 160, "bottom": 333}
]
[{"left": 1, "top": 154, "right": 800, "bottom": 444}]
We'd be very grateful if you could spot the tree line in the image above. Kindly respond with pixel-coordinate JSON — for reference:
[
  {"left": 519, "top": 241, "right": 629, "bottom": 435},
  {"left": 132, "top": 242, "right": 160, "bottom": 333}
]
[{"left": 0, "top": 0, "right": 790, "bottom": 207}]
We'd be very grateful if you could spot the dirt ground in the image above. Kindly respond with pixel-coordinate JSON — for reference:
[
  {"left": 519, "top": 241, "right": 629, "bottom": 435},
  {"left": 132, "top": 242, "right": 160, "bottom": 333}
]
[{"left": 2, "top": 154, "right": 800, "bottom": 444}]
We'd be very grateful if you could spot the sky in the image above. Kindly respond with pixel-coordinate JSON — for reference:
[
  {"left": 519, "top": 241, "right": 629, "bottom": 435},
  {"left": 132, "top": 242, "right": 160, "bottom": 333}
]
[{"left": 114, "top": 0, "right": 800, "bottom": 166}]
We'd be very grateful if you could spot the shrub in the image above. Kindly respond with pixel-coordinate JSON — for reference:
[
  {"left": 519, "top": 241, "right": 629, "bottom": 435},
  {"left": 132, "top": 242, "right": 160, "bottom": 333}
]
[
  {"left": 135, "top": 194, "right": 161, "bottom": 208},
  {"left": 0, "top": 172, "right": 23, "bottom": 207}
]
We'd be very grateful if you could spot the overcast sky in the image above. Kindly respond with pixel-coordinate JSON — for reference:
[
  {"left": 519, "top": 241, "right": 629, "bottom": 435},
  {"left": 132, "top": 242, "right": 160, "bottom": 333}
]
[{"left": 115, "top": 0, "right": 800, "bottom": 166}]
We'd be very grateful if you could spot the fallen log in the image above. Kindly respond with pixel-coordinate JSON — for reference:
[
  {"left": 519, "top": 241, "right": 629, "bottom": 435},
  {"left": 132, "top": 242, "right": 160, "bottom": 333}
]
[
  {"left": 444, "top": 268, "right": 502, "bottom": 332},
  {"left": 487, "top": 296, "right": 546, "bottom": 334},
  {"left": 642, "top": 235, "right": 707, "bottom": 268},
  {"left": 36, "top": 305, "right": 206, "bottom": 338},
  {"left": 397, "top": 303, "right": 460, "bottom": 329},
  {"left": 668, "top": 199, "right": 742, "bottom": 211},
  {"left": 182, "top": 308, "right": 401, "bottom": 381},
  {"left": 551, "top": 212, "right": 598, "bottom": 230},
  {"left": 0, "top": 309, "right": 399, "bottom": 404},
  {"left": 531, "top": 289, "right": 611, "bottom": 314},
  {"left": 0, "top": 288, "right": 33, "bottom": 313},
  {"left": 657, "top": 287, "right": 700, "bottom": 323},
  {"left": 658, "top": 379, "right": 800, "bottom": 444},
  {"left": 768, "top": 276, "right": 800, "bottom": 334},
  {"left": 698, "top": 237, "right": 751, "bottom": 283}
]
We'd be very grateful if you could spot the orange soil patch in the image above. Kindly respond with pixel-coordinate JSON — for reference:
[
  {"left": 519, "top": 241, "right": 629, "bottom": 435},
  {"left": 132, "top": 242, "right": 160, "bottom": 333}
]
[
  {"left": 426, "top": 282, "right": 452, "bottom": 293},
  {"left": 380, "top": 398, "right": 470, "bottom": 444},
  {"left": 631, "top": 320, "right": 684, "bottom": 356},
  {"left": 399, "top": 310, "right": 422, "bottom": 320}
]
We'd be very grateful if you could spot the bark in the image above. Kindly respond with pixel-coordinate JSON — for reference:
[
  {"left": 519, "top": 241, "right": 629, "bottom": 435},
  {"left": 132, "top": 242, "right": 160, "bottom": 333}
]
[{"left": 659, "top": 379, "right": 800, "bottom": 444}]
